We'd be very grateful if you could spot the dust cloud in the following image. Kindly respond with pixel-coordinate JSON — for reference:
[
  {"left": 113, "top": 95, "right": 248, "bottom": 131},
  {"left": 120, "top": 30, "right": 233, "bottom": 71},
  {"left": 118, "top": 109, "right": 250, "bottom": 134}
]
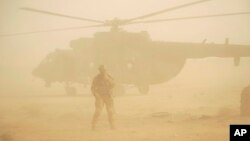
[{"left": 1, "top": 0, "right": 250, "bottom": 141}]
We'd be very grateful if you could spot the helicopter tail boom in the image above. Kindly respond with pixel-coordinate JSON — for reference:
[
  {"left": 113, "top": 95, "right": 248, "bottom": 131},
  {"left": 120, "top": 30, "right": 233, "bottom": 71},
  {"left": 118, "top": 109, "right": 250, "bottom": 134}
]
[{"left": 153, "top": 41, "right": 250, "bottom": 66}]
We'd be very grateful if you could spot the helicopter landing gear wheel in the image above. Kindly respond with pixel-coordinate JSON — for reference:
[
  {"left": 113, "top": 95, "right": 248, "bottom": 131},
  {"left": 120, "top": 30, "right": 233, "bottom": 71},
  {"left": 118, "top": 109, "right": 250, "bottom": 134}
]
[
  {"left": 138, "top": 85, "right": 149, "bottom": 94},
  {"left": 113, "top": 84, "right": 125, "bottom": 96}
]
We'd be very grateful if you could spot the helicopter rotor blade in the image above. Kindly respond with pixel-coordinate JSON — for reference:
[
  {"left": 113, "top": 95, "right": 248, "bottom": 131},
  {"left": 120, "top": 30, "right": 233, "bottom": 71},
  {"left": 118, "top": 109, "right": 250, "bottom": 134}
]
[
  {"left": 0, "top": 24, "right": 107, "bottom": 37},
  {"left": 21, "top": 7, "right": 105, "bottom": 24},
  {"left": 128, "top": 12, "right": 250, "bottom": 24},
  {"left": 124, "top": 0, "right": 210, "bottom": 24}
]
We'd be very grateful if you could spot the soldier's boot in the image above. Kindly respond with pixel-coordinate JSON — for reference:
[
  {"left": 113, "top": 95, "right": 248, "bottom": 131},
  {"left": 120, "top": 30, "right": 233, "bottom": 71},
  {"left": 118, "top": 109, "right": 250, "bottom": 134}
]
[
  {"left": 110, "top": 123, "right": 115, "bottom": 130},
  {"left": 109, "top": 121, "right": 115, "bottom": 130},
  {"left": 91, "top": 124, "right": 96, "bottom": 131},
  {"left": 92, "top": 102, "right": 104, "bottom": 131},
  {"left": 91, "top": 113, "right": 100, "bottom": 131}
]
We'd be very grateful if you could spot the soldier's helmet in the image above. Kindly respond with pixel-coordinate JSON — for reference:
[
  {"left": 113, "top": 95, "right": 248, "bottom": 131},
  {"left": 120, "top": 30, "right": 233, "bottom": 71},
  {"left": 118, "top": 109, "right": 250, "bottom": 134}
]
[{"left": 98, "top": 65, "right": 106, "bottom": 73}]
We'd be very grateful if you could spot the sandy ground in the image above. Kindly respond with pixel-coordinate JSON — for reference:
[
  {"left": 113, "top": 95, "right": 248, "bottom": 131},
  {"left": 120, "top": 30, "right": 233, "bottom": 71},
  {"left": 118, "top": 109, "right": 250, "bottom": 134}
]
[{"left": 0, "top": 89, "right": 250, "bottom": 141}]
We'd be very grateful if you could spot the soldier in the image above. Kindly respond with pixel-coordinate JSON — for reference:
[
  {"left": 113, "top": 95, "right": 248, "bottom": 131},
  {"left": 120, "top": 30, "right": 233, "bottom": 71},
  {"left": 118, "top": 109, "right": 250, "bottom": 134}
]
[
  {"left": 91, "top": 65, "right": 115, "bottom": 130},
  {"left": 240, "top": 85, "right": 250, "bottom": 116}
]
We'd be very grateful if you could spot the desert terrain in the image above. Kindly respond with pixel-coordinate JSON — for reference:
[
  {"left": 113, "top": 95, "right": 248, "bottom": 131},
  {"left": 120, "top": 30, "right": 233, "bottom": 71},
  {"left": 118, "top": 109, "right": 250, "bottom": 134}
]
[
  {"left": 1, "top": 0, "right": 250, "bottom": 140},
  {"left": 1, "top": 84, "right": 249, "bottom": 141}
]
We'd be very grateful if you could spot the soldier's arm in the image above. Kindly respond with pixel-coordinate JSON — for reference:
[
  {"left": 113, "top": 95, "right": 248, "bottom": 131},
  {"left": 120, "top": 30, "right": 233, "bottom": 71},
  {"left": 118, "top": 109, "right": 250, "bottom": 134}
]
[{"left": 107, "top": 74, "right": 115, "bottom": 89}]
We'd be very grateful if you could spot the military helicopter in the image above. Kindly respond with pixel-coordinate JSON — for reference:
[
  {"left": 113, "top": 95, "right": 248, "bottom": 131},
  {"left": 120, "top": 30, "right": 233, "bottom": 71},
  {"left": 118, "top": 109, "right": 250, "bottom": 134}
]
[{"left": 2, "top": 0, "right": 250, "bottom": 95}]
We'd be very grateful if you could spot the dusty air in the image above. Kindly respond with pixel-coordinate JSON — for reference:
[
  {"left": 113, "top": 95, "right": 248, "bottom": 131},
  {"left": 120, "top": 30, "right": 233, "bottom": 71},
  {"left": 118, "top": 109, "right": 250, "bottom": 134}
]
[{"left": 0, "top": 0, "right": 250, "bottom": 141}]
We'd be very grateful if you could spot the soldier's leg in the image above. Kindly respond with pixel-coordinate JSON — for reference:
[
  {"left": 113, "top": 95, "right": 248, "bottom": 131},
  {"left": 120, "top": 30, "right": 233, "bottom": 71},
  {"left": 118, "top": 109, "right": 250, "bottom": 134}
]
[
  {"left": 104, "top": 94, "right": 115, "bottom": 129},
  {"left": 92, "top": 94, "right": 104, "bottom": 130}
]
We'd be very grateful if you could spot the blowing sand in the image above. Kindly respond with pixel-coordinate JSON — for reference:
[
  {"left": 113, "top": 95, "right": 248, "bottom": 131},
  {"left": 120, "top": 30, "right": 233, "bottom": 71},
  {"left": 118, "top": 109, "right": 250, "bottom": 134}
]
[{"left": 0, "top": 88, "right": 249, "bottom": 141}]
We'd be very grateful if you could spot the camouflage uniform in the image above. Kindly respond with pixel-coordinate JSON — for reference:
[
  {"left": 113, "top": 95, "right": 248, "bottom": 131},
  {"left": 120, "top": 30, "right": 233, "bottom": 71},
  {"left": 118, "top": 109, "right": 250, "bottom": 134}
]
[{"left": 91, "top": 71, "right": 115, "bottom": 129}]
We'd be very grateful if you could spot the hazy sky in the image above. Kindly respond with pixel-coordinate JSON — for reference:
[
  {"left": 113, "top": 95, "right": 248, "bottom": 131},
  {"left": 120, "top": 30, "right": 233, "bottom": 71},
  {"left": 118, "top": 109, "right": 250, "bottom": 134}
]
[{"left": 0, "top": 0, "right": 250, "bottom": 95}]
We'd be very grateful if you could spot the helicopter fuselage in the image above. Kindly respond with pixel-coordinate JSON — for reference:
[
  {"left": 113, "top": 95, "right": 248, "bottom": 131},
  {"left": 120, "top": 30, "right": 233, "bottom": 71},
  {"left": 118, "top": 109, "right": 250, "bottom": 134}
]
[{"left": 32, "top": 30, "right": 250, "bottom": 94}]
